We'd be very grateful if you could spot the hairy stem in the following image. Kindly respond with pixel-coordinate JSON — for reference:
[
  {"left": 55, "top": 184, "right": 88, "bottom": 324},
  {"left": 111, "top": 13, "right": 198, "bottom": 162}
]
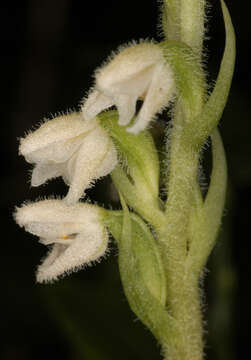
[
  {"left": 180, "top": 0, "right": 206, "bottom": 56},
  {"left": 157, "top": 103, "right": 204, "bottom": 359},
  {"left": 162, "top": 276, "right": 203, "bottom": 360}
]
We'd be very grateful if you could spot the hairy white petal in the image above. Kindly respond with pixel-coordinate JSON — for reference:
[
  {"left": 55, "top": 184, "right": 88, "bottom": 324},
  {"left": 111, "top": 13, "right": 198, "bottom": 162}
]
[
  {"left": 19, "top": 113, "right": 97, "bottom": 157},
  {"left": 82, "top": 90, "right": 114, "bottom": 121},
  {"left": 39, "top": 237, "right": 72, "bottom": 246},
  {"left": 39, "top": 244, "right": 66, "bottom": 269},
  {"left": 65, "top": 127, "right": 117, "bottom": 204},
  {"left": 36, "top": 224, "right": 108, "bottom": 283},
  {"left": 93, "top": 141, "right": 117, "bottom": 179},
  {"left": 25, "top": 136, "right": 85, "bottom": 164},
  {"left": 96, "top": 43, "right": 163, "bottom": 86},
  {"left": 98, "top": 65, "right": 154, "bottom": 97},
  {"left": 31, "top": 163, "right": 63, "bottom": 187},
  {"left": 15, "top": 199, "right": 101, "bottom": 228},
  {"left": 114, "top": 94, "right": 137, "bottom": 126},
  {"left": 127, "top": 62, "right": 175, "bottom": 134},
  {"left": 24, "top": 220, "right": 80, "bottom": 240}
]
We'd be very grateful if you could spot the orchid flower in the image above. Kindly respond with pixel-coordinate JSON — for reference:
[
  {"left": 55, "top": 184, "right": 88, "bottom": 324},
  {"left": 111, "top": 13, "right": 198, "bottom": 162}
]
[
  {"left": 82, "top": 42, "right": 175, "bottom": 134},
  {"left": 19, "top": 113, "right": 117, "bottom": 204},
  {"left": 15, "top": 199, "right": 108, "bottom": 283}
]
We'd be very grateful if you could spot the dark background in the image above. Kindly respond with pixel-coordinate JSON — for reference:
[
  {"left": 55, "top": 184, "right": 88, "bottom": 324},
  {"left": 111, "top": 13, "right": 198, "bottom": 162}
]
[{"left": 1, "top": 0, "right": 249, "bottom": 359}]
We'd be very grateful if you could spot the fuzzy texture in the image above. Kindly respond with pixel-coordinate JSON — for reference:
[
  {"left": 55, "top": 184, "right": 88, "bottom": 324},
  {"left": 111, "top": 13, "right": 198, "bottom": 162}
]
[
  {"left": 14, "top": 199, "right": 108, "bottom": 283},
  {"left": 82, "top": 42, "right": 175, "bottom": 134},
  {"left": 19, "top": 112, "right": 117, "bottom": 204}
]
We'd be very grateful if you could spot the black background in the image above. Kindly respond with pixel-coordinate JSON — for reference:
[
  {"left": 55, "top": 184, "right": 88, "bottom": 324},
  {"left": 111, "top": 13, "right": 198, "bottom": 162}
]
[{"left": 1, "top": 1, "right": 250, "bottom": 359}]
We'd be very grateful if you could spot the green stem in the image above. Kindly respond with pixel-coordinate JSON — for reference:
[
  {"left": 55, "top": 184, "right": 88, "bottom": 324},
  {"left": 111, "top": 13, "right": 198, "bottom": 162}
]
[
  {"left": 158, "top": 105, "right": 204, "bottom": 359},
  {"left": 180, "top": 0, "right": 206, "bottom": 56},
  {"left": 164, "top": 104, "right": 200, "bottom": 257},
  {"left": 157, "top": 1, "right": 207, "bottom": 357},
  {"left": 162, "top": 277, "right": 203, "bottom": 360},
  {"left": 162, "top": 0, "right": 181, "bottom": 41}
]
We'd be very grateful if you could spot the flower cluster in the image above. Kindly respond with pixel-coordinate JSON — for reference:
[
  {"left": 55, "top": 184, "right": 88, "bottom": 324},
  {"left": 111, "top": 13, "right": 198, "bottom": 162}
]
[
  {"left": 16, "top": 112, "right": 117, "bottom": 282},
  {"left": 15, "top": 41, "right": 175, "bottom": 283}
]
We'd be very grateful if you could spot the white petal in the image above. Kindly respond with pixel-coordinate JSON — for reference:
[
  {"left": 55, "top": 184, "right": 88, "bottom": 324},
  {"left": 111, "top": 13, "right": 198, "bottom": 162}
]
[
  {"left": 24, "top": 134, "right": 88, "bottom": 164},
  {"left": 94, "top": 141, "right": 117, "bottom": 179},
  {"left": 39, "top": 237, "right": 72, "bottom": 246},
  {"left": 15, "top": 200, "right": 101, "bottom": 231},
  {"left": 65, "top": 127, "right": 117, "bottom": 204},
  {"left": 31, "top": 163, "right": 63, "bottom": 186},
  {"left": 24, "top": 220, "right": 80, "bottom": 240},
  {"left": 127, "top": 62, "right": 175, "bottom": 134},
  {"left": 36, "top": 224, "right": 108, "bottom": 283},
  {"left": 39, "top": 244, "right": 66, "bottom": 268},
  {"left": 96, "top": 43, "right": 163, "bottom": 87},
  {"left": 114, "top": 94, "right": 137, "bottom": 126},
  {"left": 82, "top": 90, "right": 114, "bottom": 121},
  {"left": 19, "top": 112, "right": 97, "bottom": 158}
]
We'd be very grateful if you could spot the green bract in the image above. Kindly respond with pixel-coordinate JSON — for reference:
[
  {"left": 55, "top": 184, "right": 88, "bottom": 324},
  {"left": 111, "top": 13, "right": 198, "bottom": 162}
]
[
  {"left": 187, "top": 128, "right": 227, "bottom": 274},
  {"left": 194, "top": 0, "right": 236, "bottom": 146},
  {"left": 160, "top": 41, "right": 205, "bottom": 123},
  {"left": 104, "top": 199, "right": 178, "bottom": 350},
  {"left": 98, "top": 111, "right": 159, "bottom": 198},
  {"left": 98, "top": 111, "right": 165, "bottom": 227}
]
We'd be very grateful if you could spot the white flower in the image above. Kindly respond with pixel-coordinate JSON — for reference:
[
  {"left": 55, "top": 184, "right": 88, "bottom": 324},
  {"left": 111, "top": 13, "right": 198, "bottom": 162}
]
[
  {"left": 19, "top": 112, "right": 117, "bottom": 204},
  {"left": 14, "top": 199, "right": 108, "bottom": 283},
  {"left": 82, "top": 42, "right": 175, "bottom": 134}
]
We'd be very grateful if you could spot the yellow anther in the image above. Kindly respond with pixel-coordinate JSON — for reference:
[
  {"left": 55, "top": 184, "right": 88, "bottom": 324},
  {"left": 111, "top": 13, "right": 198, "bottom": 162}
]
[{"left": 62, "top": 234, "right": 69, "bottom": 240}]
